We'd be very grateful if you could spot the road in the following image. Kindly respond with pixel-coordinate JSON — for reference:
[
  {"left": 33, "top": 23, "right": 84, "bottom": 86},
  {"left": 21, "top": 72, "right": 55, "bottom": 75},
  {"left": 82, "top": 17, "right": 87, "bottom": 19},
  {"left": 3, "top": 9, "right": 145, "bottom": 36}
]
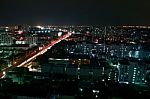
[{"left": 0, "top": 32, "right": 72, "bottom": 78}]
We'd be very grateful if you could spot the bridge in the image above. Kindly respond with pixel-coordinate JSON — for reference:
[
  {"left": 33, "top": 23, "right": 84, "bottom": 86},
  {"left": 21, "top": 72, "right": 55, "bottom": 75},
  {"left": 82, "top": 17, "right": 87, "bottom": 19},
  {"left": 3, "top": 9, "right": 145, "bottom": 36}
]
[{"left": 0, "top": 32, "right": 72, "bottom": 78}]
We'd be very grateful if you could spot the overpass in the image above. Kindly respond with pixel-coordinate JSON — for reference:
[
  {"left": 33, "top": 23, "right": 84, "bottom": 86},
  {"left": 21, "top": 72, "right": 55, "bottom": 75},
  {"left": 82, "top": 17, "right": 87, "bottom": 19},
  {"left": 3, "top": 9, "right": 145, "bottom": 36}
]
[{"left": 0, "top": 32, "right": 72, "bottom": 78}]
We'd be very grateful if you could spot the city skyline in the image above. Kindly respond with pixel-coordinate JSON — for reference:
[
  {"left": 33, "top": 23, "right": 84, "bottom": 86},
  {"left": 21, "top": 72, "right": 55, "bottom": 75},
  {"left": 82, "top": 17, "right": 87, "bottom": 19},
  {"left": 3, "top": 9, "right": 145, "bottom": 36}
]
[
  {"left": 0, "top": 0, "right": 150, "bottom": 25},
  {"left": 0, "top": 0, "right": 150, "bottom": 98},
  {"left": 0, "top": 25, "right": 150, "bottom": 98}
]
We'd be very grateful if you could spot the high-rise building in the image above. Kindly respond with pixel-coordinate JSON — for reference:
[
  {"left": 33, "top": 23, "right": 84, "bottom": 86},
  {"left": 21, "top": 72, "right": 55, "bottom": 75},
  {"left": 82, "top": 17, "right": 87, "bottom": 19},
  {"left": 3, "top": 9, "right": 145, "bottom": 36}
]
[
  {"left": 119, "top": 60, "right": 147, "bottom": 84},
  {"left": 0, "top": 33, "right": 14, "bottom": 45},
  {"left": 25, "top": 34, "right": 38, "bottom": 46},
  {"left": 107, "top": 67, "right": 119, "bottom": 82}
]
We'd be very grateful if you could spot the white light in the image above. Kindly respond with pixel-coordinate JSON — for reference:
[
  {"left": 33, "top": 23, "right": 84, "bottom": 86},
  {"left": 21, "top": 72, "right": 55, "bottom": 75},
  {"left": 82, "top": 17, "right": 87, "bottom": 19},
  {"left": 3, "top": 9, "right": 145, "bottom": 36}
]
[
  {"left": 58, "top": 32, "right": 62, "bottom": 36},
  {"left": 72, "top": 31, "right": 75, "bottom": 34},
  {"left": 36, "top": 26, "right": 41, "bottom": 28},
  {"left": 18, "top": 30, "right": 23, "bottom": 34},
  {"left": 96, "top": 95, "right": 98, "bottom": 98},
  {"left": 134, "top": 69, "right": 136, "bottom": 71},
  {"left": 80, "top": 88, "right": 83, "bottom": 92},
  {"left": 93, "top": 90, "right": 99, "bottom": 93},
  {"left": 93, "top": 90, "right": 96, "bottom": 93},
  {"left": 3, "top": 72, "right": 6, "bottom": 75},
  {"left": 77, "top": 67, "right": 80, "bottom": 70},
  {"left": 49, "top": 58, "right": 69, "bottom": 61},
  {"left": 14, "top": 61, "right": 17, "bottom": 64}
]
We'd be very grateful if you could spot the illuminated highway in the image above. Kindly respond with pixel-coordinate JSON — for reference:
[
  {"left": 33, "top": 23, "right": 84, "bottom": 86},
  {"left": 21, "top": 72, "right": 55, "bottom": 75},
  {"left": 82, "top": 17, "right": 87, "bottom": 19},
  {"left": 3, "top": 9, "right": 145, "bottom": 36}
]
[{"left": 0, "top": 32, "right": 72, "bottom": 78}]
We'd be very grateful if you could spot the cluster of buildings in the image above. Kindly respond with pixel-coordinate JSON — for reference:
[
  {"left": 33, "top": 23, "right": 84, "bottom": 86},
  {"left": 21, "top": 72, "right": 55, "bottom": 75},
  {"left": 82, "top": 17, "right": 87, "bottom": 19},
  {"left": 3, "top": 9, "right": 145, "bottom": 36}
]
[
  {"left": 39, "top": 52, "right": 149, "bottom": 85},
  {"left": 0, "top": 25, "right": 150, "bottom": 99},
  {"left": 1, "top": 25, "right": 149, "bottom": 85},
  {"left": 38, "top": 25, "right": 150, "bottom": 85},
  {"left": 0, "top": 26, "right": 66, "bottom": 71}
]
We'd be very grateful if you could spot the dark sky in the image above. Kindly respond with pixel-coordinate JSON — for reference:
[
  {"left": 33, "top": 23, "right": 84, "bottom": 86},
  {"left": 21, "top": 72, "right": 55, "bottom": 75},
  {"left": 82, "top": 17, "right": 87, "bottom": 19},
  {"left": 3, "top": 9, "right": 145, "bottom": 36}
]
[{"left": 0, "top": 0, "right": 150, "bottom": 25}]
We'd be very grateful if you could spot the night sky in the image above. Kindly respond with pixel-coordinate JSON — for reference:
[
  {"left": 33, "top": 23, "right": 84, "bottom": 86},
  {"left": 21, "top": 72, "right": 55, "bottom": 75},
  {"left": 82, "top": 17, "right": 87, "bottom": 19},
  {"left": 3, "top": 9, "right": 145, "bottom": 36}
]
[{"left": 0, "top": 0, "right": 150, "bottom": 25}]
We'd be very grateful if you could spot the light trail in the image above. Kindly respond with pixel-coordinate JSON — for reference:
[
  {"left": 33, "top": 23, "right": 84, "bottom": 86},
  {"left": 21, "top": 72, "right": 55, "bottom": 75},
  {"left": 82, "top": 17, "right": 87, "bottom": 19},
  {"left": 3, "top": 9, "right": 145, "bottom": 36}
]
[{"left": 0, "top": 32, "right": 72, "bottom": 78}]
